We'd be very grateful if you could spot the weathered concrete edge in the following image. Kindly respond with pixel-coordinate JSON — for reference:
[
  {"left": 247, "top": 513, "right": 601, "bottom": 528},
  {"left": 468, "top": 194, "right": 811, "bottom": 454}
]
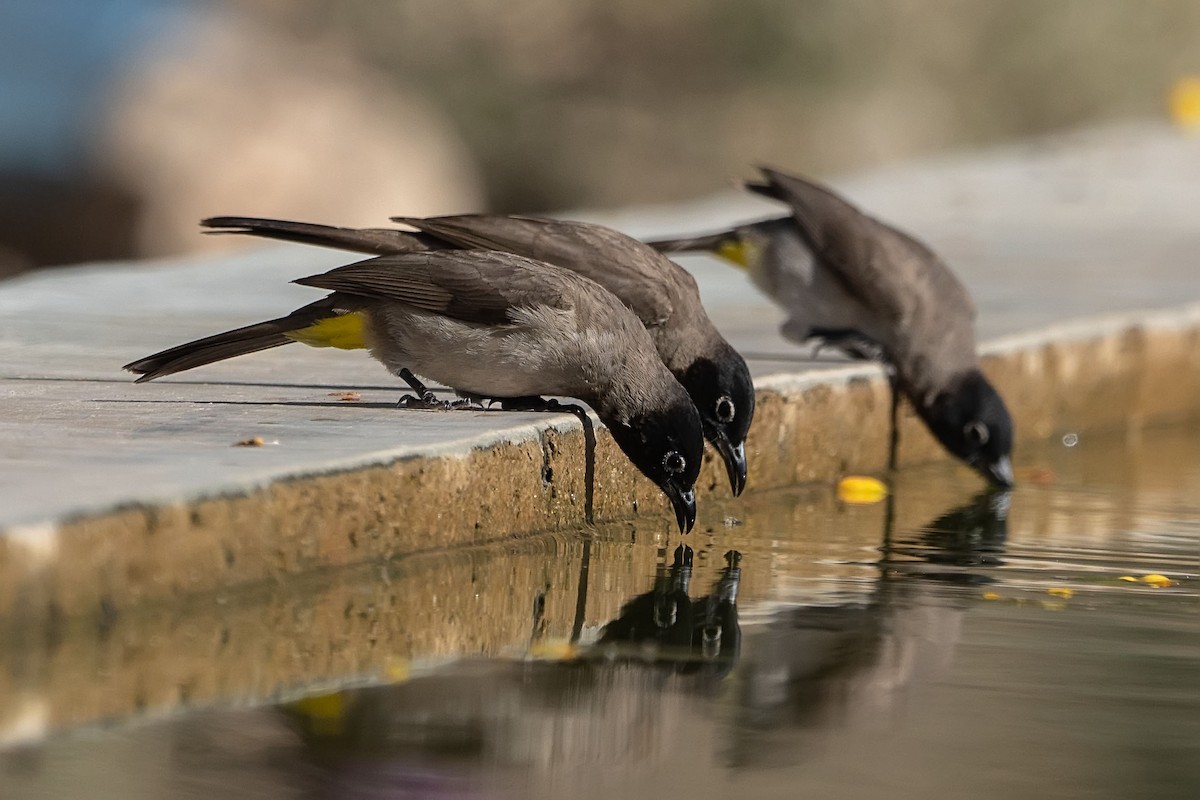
[{"left": 2, "top": 301, "right": 1199, "bottom": 617}]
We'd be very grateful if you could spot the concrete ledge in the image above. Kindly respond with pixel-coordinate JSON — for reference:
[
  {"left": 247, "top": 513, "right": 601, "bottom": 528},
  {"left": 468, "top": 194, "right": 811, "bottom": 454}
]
[{"left": 3, "top": 302, "right": 1200, "bottom": 627}]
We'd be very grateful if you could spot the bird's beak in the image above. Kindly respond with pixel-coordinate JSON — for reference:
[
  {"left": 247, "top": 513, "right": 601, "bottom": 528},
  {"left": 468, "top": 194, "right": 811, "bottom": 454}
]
[
  {"left": 980, "top": 455, "right": 1014, "bottom": 488},
  {"left": 662, "top": 482, "right": 697, "bottom": 534},
  {"left": 713, "top": 434, "right": 748, "bottom": 496}
]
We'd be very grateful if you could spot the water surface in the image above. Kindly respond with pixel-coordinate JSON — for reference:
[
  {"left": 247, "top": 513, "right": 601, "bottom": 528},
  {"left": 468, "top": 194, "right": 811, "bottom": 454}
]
[{"left": 2, "top": 424, "right": 1197, "bottom": 799}]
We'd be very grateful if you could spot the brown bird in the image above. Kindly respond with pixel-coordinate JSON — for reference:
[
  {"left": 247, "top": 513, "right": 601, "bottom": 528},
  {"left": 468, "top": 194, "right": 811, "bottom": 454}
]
[
  {"left": 201, "top": 214, "right": 755, "bottom": 496},
  {"left": 646, "top": 168, "right": 1013, "bottom": 487},
  {"left": 124, "top": 250, "right": 704, "bottom": 532}
]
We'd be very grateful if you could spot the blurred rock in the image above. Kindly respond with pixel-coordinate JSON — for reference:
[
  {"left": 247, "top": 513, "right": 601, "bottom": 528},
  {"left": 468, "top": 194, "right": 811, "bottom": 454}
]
[{"left": 92, "top": 9, "right": 484, "bottom": 258}]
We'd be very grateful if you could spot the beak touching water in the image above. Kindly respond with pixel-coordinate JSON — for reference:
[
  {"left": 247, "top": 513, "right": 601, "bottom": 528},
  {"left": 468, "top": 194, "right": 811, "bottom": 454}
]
[
  {"left": 662, "top": 482, "right": 698, "bottom": 534},
  {"left": 713, "top": 434, "right": 748, "bottom": 496},
  {"left": 980, "top": 455, "right": 1014, "bottom": 488}
]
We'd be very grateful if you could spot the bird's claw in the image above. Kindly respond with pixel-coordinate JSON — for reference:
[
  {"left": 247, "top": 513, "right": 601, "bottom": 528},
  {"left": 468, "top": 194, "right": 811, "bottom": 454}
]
[{"left": 397, "top": 392, "right": 475, "bottom": 411}]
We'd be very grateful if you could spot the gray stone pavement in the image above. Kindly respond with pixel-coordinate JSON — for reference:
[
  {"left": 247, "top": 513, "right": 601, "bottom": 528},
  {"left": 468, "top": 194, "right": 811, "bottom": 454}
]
[{"left": 2, "top": 121, "right": 1199, "bottom": 531}]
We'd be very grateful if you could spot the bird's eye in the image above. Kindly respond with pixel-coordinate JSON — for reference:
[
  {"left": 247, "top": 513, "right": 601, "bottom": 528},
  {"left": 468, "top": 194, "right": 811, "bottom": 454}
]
[
  {"left": 663, "top": 451, "right": 687, "bottom": 475},
  {"left": 965, "top": 421, "right": 989, "bottom": 446},
  {"left": 715, "top": 396, "right": 736, "bottom": 423}
]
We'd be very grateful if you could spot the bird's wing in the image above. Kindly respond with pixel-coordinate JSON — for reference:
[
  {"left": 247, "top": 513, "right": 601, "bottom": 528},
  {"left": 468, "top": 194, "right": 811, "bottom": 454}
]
[
  {"left": 293, "top": 250, "right": 577, "bottom": 326},
  {"left": 747, "top": 168, "right": 975, "bottom": 325},
  {"left": 390, "top": 214, "right": 678, "bottom": 326},
  {"left": 202, "top": 216, "right": 440, "bottom": 256}
]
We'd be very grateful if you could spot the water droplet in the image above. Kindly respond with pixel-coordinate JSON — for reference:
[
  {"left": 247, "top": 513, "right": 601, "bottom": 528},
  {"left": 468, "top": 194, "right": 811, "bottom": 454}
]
[{"left": 1062, "top": 433, "right": 1079, "bottom": 447}]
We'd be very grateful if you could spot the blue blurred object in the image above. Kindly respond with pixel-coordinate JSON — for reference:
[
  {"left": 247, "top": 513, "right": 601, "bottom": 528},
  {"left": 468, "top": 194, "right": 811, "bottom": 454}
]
[{"left": 0, "top": 0, "right": 194, "bottom": 177}]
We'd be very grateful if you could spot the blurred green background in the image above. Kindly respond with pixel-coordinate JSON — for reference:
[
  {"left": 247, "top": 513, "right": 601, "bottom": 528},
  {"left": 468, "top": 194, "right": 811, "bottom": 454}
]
[{"left": 2, "top": 0, "right": 1198, "bottom": 274}]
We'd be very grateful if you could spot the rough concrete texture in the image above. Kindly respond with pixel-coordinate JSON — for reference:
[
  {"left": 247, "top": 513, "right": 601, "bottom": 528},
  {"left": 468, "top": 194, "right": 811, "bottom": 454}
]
[{"left": 2, "top": 121, "right": 1200, "bottom": 621}]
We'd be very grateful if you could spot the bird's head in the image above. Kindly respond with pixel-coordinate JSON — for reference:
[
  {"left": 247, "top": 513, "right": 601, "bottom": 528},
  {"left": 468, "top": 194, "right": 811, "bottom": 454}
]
[
  {"left": 917, "top": 369, "right": 1014, "bottom": 488},
  {"left": 679, "top": 351, "right": 756, "bottom": 496},
  {"left": 606, "top": 394, "right": 705, "bottom": 533}
]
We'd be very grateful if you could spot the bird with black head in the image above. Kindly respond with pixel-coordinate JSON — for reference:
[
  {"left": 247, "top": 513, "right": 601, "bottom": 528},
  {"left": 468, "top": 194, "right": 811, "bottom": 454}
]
[
  {"left": 125, "top": 249, "right": 705, "bottom": 532},
  {"left": 647, "top": 167, "right": 1014, "bottom": 487},
  {"left": 202, "top": 213, "right": 756, "bottom": 496}
]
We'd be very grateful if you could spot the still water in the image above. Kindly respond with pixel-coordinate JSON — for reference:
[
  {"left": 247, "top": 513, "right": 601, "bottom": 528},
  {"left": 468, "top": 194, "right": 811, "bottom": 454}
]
[{"left": 2, "top": 424, "right": 1198, "bottom": 799}]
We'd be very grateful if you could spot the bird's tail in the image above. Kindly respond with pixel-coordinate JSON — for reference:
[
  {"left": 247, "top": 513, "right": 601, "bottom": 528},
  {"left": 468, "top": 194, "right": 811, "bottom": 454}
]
[
  {"left": 123, "top": 299, "right": 337, "bottom": 382},
  {"left": 643, "top": 230, "right": 737, "bottom": 255},
  {"left": 201, "top": 216, "right": 435, "bottom": 256}
]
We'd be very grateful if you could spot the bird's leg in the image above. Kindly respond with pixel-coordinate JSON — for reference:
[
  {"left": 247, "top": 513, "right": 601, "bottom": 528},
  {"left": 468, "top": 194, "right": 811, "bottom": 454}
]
[
  {"left": 810, "top": 330, "right": 900, "bottom": 468},
  {"left": 810, "top": 328, "right": 885, "bottom": 362},
  {"left": 493, "top": 396, "right": 596, "bottom": 527},
  {"left": 396, "top": 368, "right": 440, "bottom": 408},
  {"left": 887, "top": 370, "right": 901, "bottom": 471},
  {"left": 396, "top": 370, "right": 483, "bottom": 410}
]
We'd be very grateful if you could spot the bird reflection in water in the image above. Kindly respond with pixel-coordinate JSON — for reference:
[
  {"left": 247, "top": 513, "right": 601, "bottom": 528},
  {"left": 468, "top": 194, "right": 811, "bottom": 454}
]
[
  {"left": 267, "top": 489, "right": 1011, "bottom": 786},
  {"left": 590, "top": 545, "right": 742, "bottom": 684},
  {"left": 728, "top": 488, "right": 1012, "bottom": 767},
  {"left": 887, "top": 488, "right": 1011, "bottom": 576}
]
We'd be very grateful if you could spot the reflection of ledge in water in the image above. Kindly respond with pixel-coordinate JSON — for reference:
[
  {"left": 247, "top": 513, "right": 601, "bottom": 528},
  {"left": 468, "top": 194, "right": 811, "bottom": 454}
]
[
  {"left": 279, "top": 546, "right": 744, "bottom": 774},
  {"left": 271, "top": 492, "right": 1009, "bottom": 775},
  {"left": 0, "top": 491, "right": 1026, "bottom": 792}
]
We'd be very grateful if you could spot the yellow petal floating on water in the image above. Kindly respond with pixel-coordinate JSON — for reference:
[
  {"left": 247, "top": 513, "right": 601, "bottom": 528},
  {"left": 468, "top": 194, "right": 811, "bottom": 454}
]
[
  {"left": 836, "top": 475, "right": 888, "bottom": 504},
  {"left": 1169, "top": 76, "right": 1200, "bottom": 132},
  {"left": 287, "top": 692, "right": 347, "bottom": 735},
  {"left": 530, "top": 640, "right": 578, "bottom": 660},
  {"left": 385, "top": 657, "right": 411, "bottom": 682},
  {"left": 1047, "top": 587, "right": 1074, "bottom": 598},
  {"left": 1117, "top": 574, "right": 1174, "bottom": 587}
]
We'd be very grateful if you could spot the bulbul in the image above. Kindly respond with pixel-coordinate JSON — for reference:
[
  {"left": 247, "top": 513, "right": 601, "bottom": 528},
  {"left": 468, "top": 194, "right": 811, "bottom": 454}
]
[
  {"left": 647, "top": 167, "right": 1014, "bottom": 487},
  {"left": 201, "top": 214, "right": 755, "bottom": 496},
  {"left": 124, "top": 250, "right": 704, "bottom": 532}
]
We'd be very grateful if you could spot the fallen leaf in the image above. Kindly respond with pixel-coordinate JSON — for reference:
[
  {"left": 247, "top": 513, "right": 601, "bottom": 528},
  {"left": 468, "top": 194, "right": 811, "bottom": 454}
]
[
  {"left": 1047, "top": 587, "right": 1074, "bottom": 598},
  {"left": 982, "top": 591, "right": 1002, "bottom": 601},
  {"left": 328, "top": 391, "right": 362, "bottom": 402},
  {"left": 234, "top": 436, "right": 265, "bottom": 447}
]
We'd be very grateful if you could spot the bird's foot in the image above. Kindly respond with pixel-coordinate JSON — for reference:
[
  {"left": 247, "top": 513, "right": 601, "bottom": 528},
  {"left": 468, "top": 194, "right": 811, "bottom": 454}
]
[{"left": 397, "top": 392, "right": 477, "bottom": 411}]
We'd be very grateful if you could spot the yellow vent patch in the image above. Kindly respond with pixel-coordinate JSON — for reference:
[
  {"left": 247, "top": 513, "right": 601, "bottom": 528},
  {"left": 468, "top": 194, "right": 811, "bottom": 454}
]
[
  {"left": 285, "top": 312, "right": 368, "bottom": 350},
  {"left": 716, "top": 238, "right": 752, "bottom": 271}
]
